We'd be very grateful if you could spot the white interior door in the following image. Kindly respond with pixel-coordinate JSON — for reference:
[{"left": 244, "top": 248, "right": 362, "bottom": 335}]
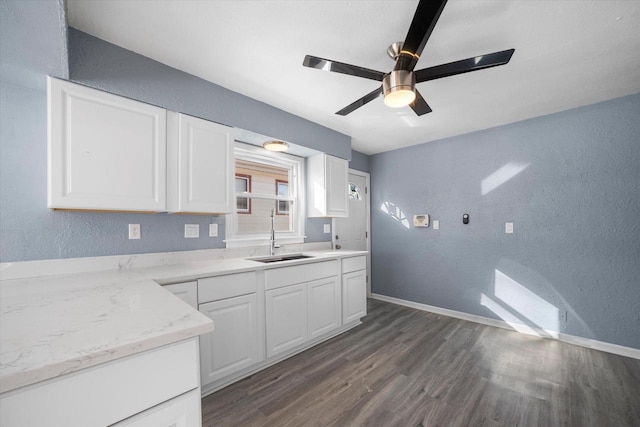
[{"left": 333, "top": 171, "right": 370, "bottom": 294}]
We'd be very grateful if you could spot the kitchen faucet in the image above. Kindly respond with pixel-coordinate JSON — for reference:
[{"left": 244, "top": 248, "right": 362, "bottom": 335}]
[{"left": 270, "top": 208, "right": 280, "bottom": 256}]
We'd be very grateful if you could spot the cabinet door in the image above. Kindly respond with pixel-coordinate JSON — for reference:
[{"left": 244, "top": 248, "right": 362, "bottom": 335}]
[
  {"left": 47, "top": 77, "right": 166, "bottom": 212},
  {"left": 342, "top": 270, "right": 367, "bottom": 324},
  {"left": 308, "top": 277, "right": 341, "bottom": 339},
  {"left": 265, "top": 283, "right": 307, "bottom": 358},
  {"left": 163, "top": 282, "right": 198, "bottom": 309},
  {"left": 167, "top": 112, "right": 233, "bottom": 213},
  {"left": 325, "top": 154, "right": 349, "bottom": 217},
  {"left": 306, "top": 153, "right": 348, "bottom": 217},
  {"left": 199, "top": 294, "right": 262, "bottom": 387}
]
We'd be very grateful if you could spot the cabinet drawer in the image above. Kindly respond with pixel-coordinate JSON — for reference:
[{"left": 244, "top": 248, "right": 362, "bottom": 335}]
[
  {"left": 0, "top": 339, "right": 199, "bottom": 427},
  {"left": 342, "top": 256, "right": 366, "bottom": 274},
  {"left": 265, "top": 260, "right": 337, "bottom": 290},
  {"left": 198, "top": 272, "right": 257, "bottom": 303},
  {"left": 113, "top": 388, "right": 201, "bottom": 427},
  {"left": 164, "top": 281, "right": 198, "bottom": 309}
]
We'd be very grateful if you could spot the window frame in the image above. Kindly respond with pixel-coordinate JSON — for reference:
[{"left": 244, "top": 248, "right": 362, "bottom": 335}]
[
  {"left": 225, "top": 142, "right": 305, "bottom": 248},
  {"left": 275, "top": 179, "right": 289, "bottom": 215},
  {"left": 235, "top": 174, "right": 252, "bottom": 214}
]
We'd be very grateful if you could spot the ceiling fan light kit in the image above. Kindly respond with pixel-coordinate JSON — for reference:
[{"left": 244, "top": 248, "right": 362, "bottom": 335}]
[
  {"left": 263, "top": 140, "right": 289, "bottom": 152},
  {"left": 302, "top": 0, "right": 515, "bottom": 117},
  {"left": 383, "top": 70, "right": 416, "bottom": 108}
]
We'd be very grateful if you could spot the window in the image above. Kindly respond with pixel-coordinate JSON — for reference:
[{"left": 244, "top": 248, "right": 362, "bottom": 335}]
[
  {"left": 235, "top": 174, "right": 251, "bottom": 214},
  {"left": 225, "top": 143, "right": 305, "bottom": 247},
  {"left": 276, "top": 180, "right": 289, "bottom": 214}
]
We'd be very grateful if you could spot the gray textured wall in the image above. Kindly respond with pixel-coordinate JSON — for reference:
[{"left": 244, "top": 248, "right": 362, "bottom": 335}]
[
  {"left": 350, "top": 150, "right": 370, "bottom": 173},
  {"left": 370, "top": 93, "right": 640, "bottom": 349},
  {"left": 0, "top": 2, "right": 343, "bottom": 262}
]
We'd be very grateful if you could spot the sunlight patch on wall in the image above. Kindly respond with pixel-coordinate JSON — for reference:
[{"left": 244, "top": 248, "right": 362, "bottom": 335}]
[
  {"left": 380, "top": 202, "right": 410, "bottom": 229},
  {"left": 481, "top": 162, "right": 530, "bottom": 195},
  {"left": 494, "top": 269, "right": 559, "bottom": 336}
]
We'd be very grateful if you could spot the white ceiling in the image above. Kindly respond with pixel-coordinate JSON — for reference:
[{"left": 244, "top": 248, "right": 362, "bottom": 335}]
[{"left": 67, "top": 0, "right": 640, "bottom": 155}]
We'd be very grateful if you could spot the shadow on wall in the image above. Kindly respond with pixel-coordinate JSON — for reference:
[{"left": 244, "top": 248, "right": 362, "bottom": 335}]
[
  {"left": 380, "top": 202, "right": 410, "bottom": 229},
  {"left": 481, "top": 259, "right": 594, "bottom": 340}
]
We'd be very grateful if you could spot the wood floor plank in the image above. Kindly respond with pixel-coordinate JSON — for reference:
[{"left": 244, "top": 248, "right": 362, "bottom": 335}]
[{"left": 201, "top": 298, "right": 640, "bottom": 426}]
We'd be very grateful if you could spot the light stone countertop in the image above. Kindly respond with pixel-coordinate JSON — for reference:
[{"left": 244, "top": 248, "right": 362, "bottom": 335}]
[{"left": 0, "top": 250, "right": 367, "bottom": 394}]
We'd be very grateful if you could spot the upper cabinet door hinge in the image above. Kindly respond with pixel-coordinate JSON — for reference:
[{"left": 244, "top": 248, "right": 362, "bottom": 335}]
[
  {"left": 365, "top": 187, "right": 368, "bottom": 194},
  {"left": 365, "top": 231, "right": 368, "bottom": 238}
]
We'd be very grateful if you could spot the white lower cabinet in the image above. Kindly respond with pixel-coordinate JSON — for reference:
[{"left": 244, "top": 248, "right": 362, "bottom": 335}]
[
  {"left": 199, "top": 294, "right": 261, "bottom": 386},
  {"left": 342, "top": 256, "right": 367, "bottom": 324},
  {"left": 308, "top": 277, "right": 341, "bottom": 339},
  {"left": 265, "top": 283, "right": 308, "bottom": 358},
  {"left": 0, "top": 339, "right": 200, "bottom": 427}
]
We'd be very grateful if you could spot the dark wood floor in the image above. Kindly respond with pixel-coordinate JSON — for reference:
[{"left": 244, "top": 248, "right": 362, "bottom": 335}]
[{"left": 202, "top": 299, "right": 640, "bottom": 426}]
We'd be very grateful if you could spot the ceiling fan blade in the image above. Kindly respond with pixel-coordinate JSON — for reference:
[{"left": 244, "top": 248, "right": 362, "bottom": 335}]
[
  {"left": 410, "top": 89, "right": 432, "bottom": 116},
  {"left": 415, "top": 49, "right": 515, "bottom": 83},
  {"left": 336, "top": 86, "right": 383, "bottom": 116},
  {"left": 395, "top": 0, "right": 448, "bottom": 72},
  {"left": 303, "top": 55, "right": 385, "bottom": 81}
]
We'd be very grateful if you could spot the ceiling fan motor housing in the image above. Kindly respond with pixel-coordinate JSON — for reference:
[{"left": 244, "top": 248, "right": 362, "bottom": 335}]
[{"left": 383, "top": 70, "right": 416, "bottom": 107}]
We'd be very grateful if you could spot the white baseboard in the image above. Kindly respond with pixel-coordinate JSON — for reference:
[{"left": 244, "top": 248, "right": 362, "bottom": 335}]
[{"left": 371, "top": 293, "right": 640, "bottom": 360}]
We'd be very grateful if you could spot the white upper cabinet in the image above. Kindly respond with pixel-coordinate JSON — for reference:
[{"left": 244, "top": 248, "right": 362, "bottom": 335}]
[
  {"left": 47, "top": 77, "right": 167, "bottom": 212},
  {"left": 167, "top": 112, "right": 234, "bottom": 214},
  {"left": 306, "top": 153, "right": 348, "bottom": 217}
]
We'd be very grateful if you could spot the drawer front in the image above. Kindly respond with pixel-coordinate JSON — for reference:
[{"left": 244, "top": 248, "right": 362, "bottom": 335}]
[
  {"left": 342, "top": 256, "right": 366, "bottom": 274},
  {"left": 0, "top": 338, "right": 199, "bottom": 427},
  {"left": 265, "top": 260, "right": 337, "bottom": 290},
  {"left": 113, "top": 388, "right": 201, "bottom": 427},
  {"left": 198, "top": 272, "right": 257, "bottom": 303},
  {"left": 164, "top": 281, "right": 198, "bottom": 309}
]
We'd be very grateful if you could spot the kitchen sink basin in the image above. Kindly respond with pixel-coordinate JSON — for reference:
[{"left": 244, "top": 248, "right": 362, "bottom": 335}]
[{"left": 248, "top": 254, "right": 314, "bottom": 263}]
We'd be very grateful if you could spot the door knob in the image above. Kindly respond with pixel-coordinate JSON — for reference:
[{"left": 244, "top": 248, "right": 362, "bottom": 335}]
[{"left": 335, "top": 244, "right": 342, "bottom": 250}]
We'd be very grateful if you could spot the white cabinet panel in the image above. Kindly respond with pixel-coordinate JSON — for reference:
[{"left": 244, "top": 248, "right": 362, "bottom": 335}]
[
  {"left": 342, "top": 270, "right": 367, "bottom": 324},
  {"left": 113, "top": 388, "right": 201, "bottom": 427},
  {"left": 265, "top": 283, "right": 308, "bottom": 358},
  {"left": 308, "top": 277, "right": 341, "bottom": 339},
  {"left": 164, "top": 281, "right": 198, "bottom": 309},
  {"left": 326, "top": 155, "right": 349, "bottom": 217},
  {"left": 306, "top": 153, "right": 348, "bottom": 217},
  {"left": 167, "top": 112, "right": 234, "bottom": 213},
  {"left": 198, "top": 272, "right": 257, "bottom": 303},
  {"left": 47, "top": 77, "right": 166, "bottom": 212},
  {"left": 199, "top": 294, "right": 262, "bottom": 386}
]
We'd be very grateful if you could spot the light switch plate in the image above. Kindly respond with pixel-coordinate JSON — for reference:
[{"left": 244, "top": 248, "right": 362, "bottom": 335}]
[
  {"left": 432, "top": 220, "right": 439, "bottom": 230},
  {"left": 323, "top": 224, "right": 331, "bottom": 234},
  {"left": 184, "top": 224, "right": 199, "bottom": 238},
  {"left": 209, "top": 223, "right": 218, "bottom": 237},
  {"left": 505, "top": 222, "right": 514, "bottom": 234},
  {"left": 128, "top": 224, "right": 141, "bottom": 240}
]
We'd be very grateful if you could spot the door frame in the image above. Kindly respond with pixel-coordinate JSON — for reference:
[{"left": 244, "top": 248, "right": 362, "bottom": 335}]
[{"left": 332, "top": 169, "right": 371, "bottom": 296}]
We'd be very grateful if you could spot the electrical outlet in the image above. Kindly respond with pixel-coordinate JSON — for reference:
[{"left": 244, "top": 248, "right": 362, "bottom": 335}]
[
  {"left": 184, "top": 224, "right": 199, "bottom": 238},
  {"left": 209, "top": 224, "right": 218, "bottom": 237},
  {"left": 128, "top": 224, "right": 141, "bottom": 240},
  {"left": 323, "top": 224, "right": 331, "bottom": 234},
  {"left": 505, "top": 222, "right": 514, "bottom": 234},
  {"left": 433, "top": 220, "right": 439, "bottom": 230}
]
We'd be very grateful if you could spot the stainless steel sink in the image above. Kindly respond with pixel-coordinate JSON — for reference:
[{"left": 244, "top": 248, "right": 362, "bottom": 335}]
[{"left": 248, "top": 254, "right": 314, "bottom": 263}]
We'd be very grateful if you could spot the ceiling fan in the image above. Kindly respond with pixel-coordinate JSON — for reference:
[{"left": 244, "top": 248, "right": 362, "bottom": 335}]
[{"left": 302, "top": 0, "right": 515, "bottom": 116}]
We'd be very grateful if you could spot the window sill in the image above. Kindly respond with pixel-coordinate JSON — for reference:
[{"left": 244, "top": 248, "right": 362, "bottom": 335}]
[{"left": 224, "top": 236, "right": 305, "bottom": 249}]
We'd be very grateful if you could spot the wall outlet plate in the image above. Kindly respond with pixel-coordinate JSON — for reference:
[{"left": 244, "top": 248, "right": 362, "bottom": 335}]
[
  {"left": 128, "top": 224, "right": 141, "bottom": 240},
  {"left": 184, "top": 224, "right": 199, "bottom": 238},
  {"left": 209, "top": 223, "right": 218, "bottom": 237},
  {"left": 323, "top": 224, "right": 331, "bottom": 234},
  {"left": 505, "top": 222, "right": 514, "bottom": 234},
  {"left": 433, "top": 220, "right": 439, "bottom": 230}
]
